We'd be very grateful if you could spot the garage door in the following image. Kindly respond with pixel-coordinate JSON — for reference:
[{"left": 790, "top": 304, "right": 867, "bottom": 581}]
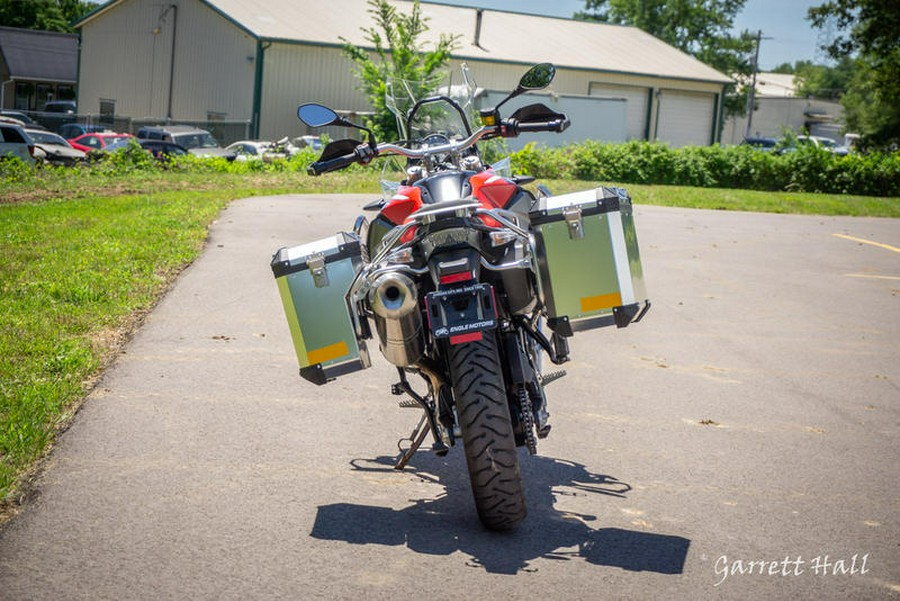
[
  {"left": 589, "top": 83, "right": 649, "bottom": 141},
  {"left": 656, "top": 90, "right": 715, "bottom": 147}
]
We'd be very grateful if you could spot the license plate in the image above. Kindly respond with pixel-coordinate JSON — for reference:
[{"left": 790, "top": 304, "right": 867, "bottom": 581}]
[{"left": 425, "top": 283, "right": 498, "bottom": 341}]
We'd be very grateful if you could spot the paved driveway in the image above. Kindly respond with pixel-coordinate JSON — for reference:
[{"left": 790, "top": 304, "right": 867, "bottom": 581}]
[{"left": 1, "top": 195, "right": 897, "bottom": 600}]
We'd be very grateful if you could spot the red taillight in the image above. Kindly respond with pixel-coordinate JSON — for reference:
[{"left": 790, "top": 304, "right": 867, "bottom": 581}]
[
  {"left": 27, "top": 144, "right": 35, "bottom": 157},
  {"left": 439, "top": 271, "right": 473, "bottom": 285}
]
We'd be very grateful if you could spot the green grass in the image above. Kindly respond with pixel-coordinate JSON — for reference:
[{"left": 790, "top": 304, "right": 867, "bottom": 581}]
[
  {"left": 0, "top": 165, "right": 898, "bottom": 511},
  {"left": 0, "top": 190, "right": 232, "bottom": 505},
  {"left": 543, "top": 180, "right": 900, "bottom": 217}
]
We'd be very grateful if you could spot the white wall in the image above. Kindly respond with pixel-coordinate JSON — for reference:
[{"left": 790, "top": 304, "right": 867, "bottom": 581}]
[
  {"left": 722, "top": 97, "right": 844, "bottom": 144},
  {"left": 480, "top": 90, "right": 628, "bottom": 150}
]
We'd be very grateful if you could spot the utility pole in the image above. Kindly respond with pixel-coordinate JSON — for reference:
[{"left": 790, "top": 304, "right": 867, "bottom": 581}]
[{"left": 744, "top": 29, "right": 763, "bottom": 140}]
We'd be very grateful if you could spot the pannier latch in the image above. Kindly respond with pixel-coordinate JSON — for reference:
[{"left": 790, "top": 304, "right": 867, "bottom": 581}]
[
  {"left": 306, "top": 252, "right": 329, "bottom": 288},
  {"left": 562, "top": 204, "right": 584, "bottom": 240}
]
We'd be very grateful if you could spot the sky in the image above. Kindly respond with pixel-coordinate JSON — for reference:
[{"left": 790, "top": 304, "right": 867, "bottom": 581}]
[{"left": 426, "top": 0, "right": 826, "bottom": 71}]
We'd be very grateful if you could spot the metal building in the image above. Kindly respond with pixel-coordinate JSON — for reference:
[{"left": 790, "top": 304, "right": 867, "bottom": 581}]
[
  {"left": 75, "top": 0, "right": 731, "bottom": 147},
  {"left": 722, "top": 72, "right": 846, "bottom": 144}
]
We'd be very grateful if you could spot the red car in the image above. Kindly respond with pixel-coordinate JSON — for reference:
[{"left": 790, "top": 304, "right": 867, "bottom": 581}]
[{"left": 68, "top": 132, "right": 134, "bottom": 153}]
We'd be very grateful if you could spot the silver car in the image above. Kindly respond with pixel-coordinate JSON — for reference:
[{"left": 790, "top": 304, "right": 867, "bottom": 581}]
[
  {"left": 0, "top": 123, "right": 35, "bottom": 165},
  {"left": 25, "top": 128, "right": 87, "bottom": 166}
]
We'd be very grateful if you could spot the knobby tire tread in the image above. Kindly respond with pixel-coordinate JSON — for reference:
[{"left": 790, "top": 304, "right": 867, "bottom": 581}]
[{"left": 449, "top": 334, "right": 526, "bottom": 530}]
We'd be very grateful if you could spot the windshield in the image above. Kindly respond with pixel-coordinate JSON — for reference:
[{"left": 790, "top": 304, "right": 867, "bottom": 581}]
[
  {"left": 386, "top": 63, "right": 479, "bottom": 145},
  {"left": 28, "top": 131, "right": 68, "bottom": 146},
  {"left": 381, "top": 63, "right": 484, "bottom": 195}
]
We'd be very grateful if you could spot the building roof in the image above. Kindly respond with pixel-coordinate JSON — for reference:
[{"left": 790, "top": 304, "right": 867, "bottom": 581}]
[
  {"left": 754, "top": 72, "right": 797, "bottom": 97},
  {"left": 0, "top": 26, "right": 78, "bottom": 83},
  {"left": 78, "top": 0, "right": 731, "bottom": 85}
]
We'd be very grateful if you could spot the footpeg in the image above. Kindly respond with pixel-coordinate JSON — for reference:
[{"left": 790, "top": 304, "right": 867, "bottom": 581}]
[{"left": 540, "top": 370, "right": 567, "bottom": 386}]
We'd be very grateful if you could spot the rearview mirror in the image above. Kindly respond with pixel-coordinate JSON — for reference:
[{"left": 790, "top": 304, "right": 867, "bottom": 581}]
[
  {"left": 297, "top": 103, "right": 379, "bottom": 150},
  {"left": 485, "top": 63, "right": 557, "bottom": 119},
  {"left": 518, "top": 63, "right": 555, "bottom": 91},
  {"left": 297, "top": 103, "right": 340, "bottom": 128}
]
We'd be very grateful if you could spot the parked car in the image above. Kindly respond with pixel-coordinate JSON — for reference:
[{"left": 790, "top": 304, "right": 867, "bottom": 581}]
[
  {"left": 34, "top": 101, "right": 77, "bottom": 132},
  {"left": 42, "top": 100, "right": 76, "bottom": 114},
  {"left": 226, "top": 140, "right": 274, "bottom": 161},
  {"left": 0, "top": 122, "right": 35, "bottom": 165},
  {"left": 24, "top": 128, "right": 86, "bottom": 166},
  {"left": 136, "top": 125, "right": 235, "bottom": 160},
  {"left": 778, "top": 135, "right": 851, "bottom": 156},
  {"left": 225, "top": 138, "right": 298, "bottom": 161},
  {"left": 293, "top": 135, "right": 323, "bottom": 151},
  {"left": 797, "top": 135, "right": 851, "bottom": 156},
  {"left": 741, "top": 136, "right": 779, "bottom": 152},
  {"left": 58, "top": 123, "right": 113, "bottom": 139},
  {"left": 0, "top": 115, "right": 26, "bottom": 126},
  {"left": 68, "top": 132, "right": 134, "bottom": 153},
  {"left": 137, "top": 139, "right": 190, "bottom": 159},
  {"left": 0, "top": 110, "right": 45, "bottom": 130},
  {"left": 103, "top": 137, "right": 189, "bottom": 160}
]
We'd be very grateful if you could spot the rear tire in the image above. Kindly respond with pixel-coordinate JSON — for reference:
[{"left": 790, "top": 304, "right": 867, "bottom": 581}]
[{"left": 448, "top": 333, "right": 526, "bottom": 530}]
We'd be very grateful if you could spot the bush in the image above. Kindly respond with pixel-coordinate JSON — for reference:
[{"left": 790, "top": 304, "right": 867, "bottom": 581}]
[
  {"left": 5, "top": 138, "right": 898, "bottom": 197},
  {"left": 0, "top": 156, "right": 35, "bottom": 185},
  {"left": 510, "top": 140, "right": 900, "bottom": 197}
]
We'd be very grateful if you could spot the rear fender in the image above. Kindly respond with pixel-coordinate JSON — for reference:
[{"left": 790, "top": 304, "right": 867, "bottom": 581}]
[{"left": 427, "top": 247, "right": 481, "bottom": 289}]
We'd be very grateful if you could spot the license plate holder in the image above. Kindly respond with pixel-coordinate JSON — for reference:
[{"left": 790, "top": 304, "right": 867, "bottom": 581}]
[{"left": 425, "top": 283, "right": 498, "bottom": 340}]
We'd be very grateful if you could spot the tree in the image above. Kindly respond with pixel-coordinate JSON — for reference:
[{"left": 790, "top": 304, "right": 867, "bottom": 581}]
[
  {"left": 765, "top": 59, "right": 856, "bottom": 101},
  {"left": 341, "top": 0, "right": 459, "bottom": 140},
  {"left": 576, "top": 0, "right": 756, "bottom": 117},
  {"left": 793, "top": 57, "right": 855, "bottom": 100},
  {"left": 0, "top": 0, "right": 94, "bottom": 33},
  {"left": 770, "top": 62, "right": 796, "bottom": 74},
  {"left": 808, "top": 0, "right": 900, "bottom": 147}
]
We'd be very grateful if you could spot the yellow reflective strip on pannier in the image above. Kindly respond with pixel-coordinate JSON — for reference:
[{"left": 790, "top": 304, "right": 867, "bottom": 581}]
[
  {"left": 580, "top": 292, "right": 622, "bottom": 313},
  {"left": 307, "top": 340, "right": 350, "bottom": 365}
]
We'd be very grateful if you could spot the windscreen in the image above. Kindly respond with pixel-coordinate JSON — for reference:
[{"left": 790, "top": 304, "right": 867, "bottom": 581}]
[{"left": 385, "top": 63, "right": 479, "bottom": 144}]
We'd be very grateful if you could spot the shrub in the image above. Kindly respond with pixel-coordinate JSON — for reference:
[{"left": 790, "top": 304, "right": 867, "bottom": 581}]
[
  {"left": 509, "top": 140, "right": 900, "bottom": 196},
  {"left": 1, "top": 156, "right": 35, "bottom": 185}
]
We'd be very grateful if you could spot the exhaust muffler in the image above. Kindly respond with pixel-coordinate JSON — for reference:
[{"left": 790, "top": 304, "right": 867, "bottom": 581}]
[{"left": 368, "top": 272, "right": 423, "bottom": 366}]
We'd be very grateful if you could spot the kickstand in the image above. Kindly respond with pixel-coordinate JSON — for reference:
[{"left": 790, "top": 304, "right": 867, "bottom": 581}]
[
  {"left": 395, "top": 413, "right": 429, "bottom": 470},
  {"left": 391, "top": 368, "right": 448, "bottom": 470}
]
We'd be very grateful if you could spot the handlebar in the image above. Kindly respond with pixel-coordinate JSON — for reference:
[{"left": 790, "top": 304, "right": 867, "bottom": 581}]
[
  {"left": 307, "top": 143, "right": 377, "bottom": 176},
  {"left": 510, "top": 117, "right": 570, "bottom": 135},
  {"left": 308, "top": 152, "right": 360, "bottom": 176},
  {"left": 306, "top": 113, "right": 570, "bottom": 175}
]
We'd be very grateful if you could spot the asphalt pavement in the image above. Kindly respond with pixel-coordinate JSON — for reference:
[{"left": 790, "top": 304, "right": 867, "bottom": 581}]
[{"left": 0, "top": 194, "right": 897, "bottom": 600}]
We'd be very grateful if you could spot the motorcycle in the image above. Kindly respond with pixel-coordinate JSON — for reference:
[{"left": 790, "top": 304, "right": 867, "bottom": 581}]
[{"left": 272, "top": 63, "right": 649, "bottom": 531}]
